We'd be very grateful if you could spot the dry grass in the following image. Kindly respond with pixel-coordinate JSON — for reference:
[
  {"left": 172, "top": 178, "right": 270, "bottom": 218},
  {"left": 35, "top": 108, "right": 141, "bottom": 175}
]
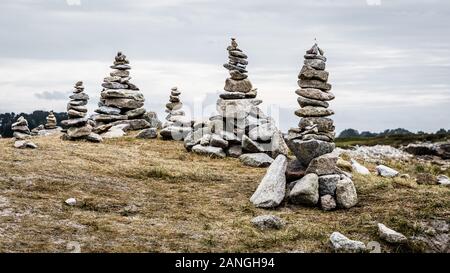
[{"left": 0, "top": 134, "right": 449, "bottom": 253}]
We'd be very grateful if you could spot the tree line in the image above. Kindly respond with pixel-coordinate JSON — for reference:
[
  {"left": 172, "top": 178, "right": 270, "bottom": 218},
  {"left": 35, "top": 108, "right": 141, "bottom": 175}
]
[
  {"left": 0, "top": 111, "right": 68, "bottom": 138},
  {"left": 338, "top": 128, "right": 450, "bottom": 139}
]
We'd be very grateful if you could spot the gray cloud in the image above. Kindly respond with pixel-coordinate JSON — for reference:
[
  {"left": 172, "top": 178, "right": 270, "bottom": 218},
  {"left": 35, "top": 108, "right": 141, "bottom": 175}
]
[{"left": 35, "top": 90, "right": 70, "bottom": 100}]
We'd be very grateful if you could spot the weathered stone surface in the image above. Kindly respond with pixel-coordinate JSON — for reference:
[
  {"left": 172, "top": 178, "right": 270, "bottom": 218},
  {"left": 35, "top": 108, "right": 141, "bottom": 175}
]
[
  {"left": 270, "top": 130, "right": 289, "bottom": 158},
  {"left": 192, "top": 145, "right": 226, "bottom": 158},
  {"left": 200, "top": 134, "right": 211, "bottom": 146},
  {"left": 239, "top": 153, "right": 274, "bottom": 168},
  {"left": 336, "top": 178, "right": 358, "bottom": 209},
  {"left": 351, "top": 159, "right": 371, "bottom": 175},
  {"left": 298, "top": 79, "right": 332, "bottom": 91},
  {"left": 320, "top": 195, "right": 337, "bottom": 211},
  {"left": 210, "top": 134, "right": 229, "bottom": 149},
  {"left": 110, "top": 70, "right": 130, "bottom": 77},
  {"left": 297, "top": 96, "right": 329, "bottom": 108},
  {"left": 437, "top": 175, "right": 450, "bottom": 187},
  {"left": 68, "top": 100, "right": 88, "bottom": 106},
  {"left": 319, "top": 174, "right": 340, "bottom": 196},
  {"left": 103, "top": 126, "right": 126, "bottom": 139},
  {"left": 219, "top": 92, "right": 246, "bottom": 100},
  {"left": 298, "top": 117, "right": 335, "bottom": 133},
  {"left": 216, "top": 99, "right": 261, "bottom": 119},
  {"left": 295, "top": 106, "right": 334, "bottom": 118},
  {"left": 376, "top": 165, "right": 399, "bottom": 177},
  {"left": 104, "top": 98, "right": 144, "bottom": 109},
  {"left": 289, "top": 173, "right": 319, "bottom": 206},
  {"left": 67, "top": 125, "right": 92, "bottom": 138},
  {"left": 101, "top": 89, "right": 144, "bottom": 101},
  {"left": 223, "top": 63, "right": 247, "bottom": 73},
  {"left": 242, "top": 135, "right": 265, "bottom": 153},
  {"left": 224, "top": 78, "right": 253, "bottom": 93},
  {"left": 69, "top": 93, "right": 89, "bottom": 100},
  {"left": 68, "top": 105, "right": 88, "bottom": 113},
  {"left": 136, "top": 128, "right": 157, "bottom": 139},
  {"left": 286, "top": 159, "right": 306, "bottom": 183},
  {"left": 95, "top": 106, "right": 121, "bottom": 115},
  {"left": 14, "top": 140, "right": 37, "bottom": 149},
  {"left": 61, "top": 117, "right": 88, "bottom": 127},
  {"left": 125, "top": 108, "right": 146, "bottom": 119},
  {"left": 337, "top": 158, "right": 353, "bottom": 172},
  {"left": 184, "top": 128, "right": 211, "bottom": 151},
  {"left": 250, "top": 155, "right": 287, "bottom": 208},
  {"left": 229, "top": 50, "right": 247, "bottom": 59},
  {"left": 306, "top": 153, "right": 338, "bottom": 176},
  {"left": 86, "top": 133, "right": 103, "bottom": 143},
  {"left": 160, "top": 126, "right": 192, "bottom": 141},
  {"left": 101, "top": 82, "right": 129, "bottom": 89},
  {"left": 299, "top": 65, "right": 329, "bottom": 82},
  {"left": 143, "top": 111, "right": 162, "bottom": 129},
  {"left": 296, "top": 89, "right": 334, "bottom": 101},
  {"left": 378, "top": 223, "right": 407, "bottom": 244},
  {"left": 68, "top": 109, "right": 86, "bottom": 118},
  {"left": 251, "top": 215, "right": 285, "bottom": 230},
  {"left": 287, "top": 139, "right": 335, "bottom": 167},
  {"left": 329, "top": 232, "right": 366, "bottom": 253},
  {"left": 304, "top": 59, "right": 326, "bottom": 70},
  {"left": 94, "top": 114, "right": 128, "bottom": 122},
  {"left": 249, "top": 123, "right": 277, "bottom": 142},
  {"left": 227, "top": 145, "right": 243, "bottom": 158},
  {"left": 229, "top": 70, "right": 248, "bottom": 80}
]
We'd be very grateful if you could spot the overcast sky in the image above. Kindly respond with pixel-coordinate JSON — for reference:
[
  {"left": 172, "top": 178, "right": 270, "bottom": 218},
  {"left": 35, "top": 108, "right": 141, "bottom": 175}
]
[{"left": 0, "top": 0, "right": 449, "bottom": 133}]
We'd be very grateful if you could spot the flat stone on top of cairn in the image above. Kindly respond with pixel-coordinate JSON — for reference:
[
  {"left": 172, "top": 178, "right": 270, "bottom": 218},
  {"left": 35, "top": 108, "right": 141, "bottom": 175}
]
[{"left": 93, "top": 51, "right": 150, "bottom": 136}]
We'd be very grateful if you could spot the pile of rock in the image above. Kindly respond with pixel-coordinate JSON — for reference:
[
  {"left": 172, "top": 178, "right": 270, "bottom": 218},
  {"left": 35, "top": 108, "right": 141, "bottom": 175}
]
[
  {"left": 93, "top": 52, "right": 152, "bottom": 137},
  {"left": 45, "top": 111, "right": 58, "bottom": 129},
  {"left": 185, "top": 38, "right": 288, "bottom": 161},
  {"left": 404, "top": 142, "right": 450, "bottom": 160},
  {"left": 61, "top": 81, "right": 101, "bottom": 142},
  {"left": 11, "top": 116, "right": 31, "bottom": 140},
  {"left": 160, "top": 87, "right": 193, "bottom": 140},
  {"left": 250, "top": 43, "right": 357, "bottom": 211}
]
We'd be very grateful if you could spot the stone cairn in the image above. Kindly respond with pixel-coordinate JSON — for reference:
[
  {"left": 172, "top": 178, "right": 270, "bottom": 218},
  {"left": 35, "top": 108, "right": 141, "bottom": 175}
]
[
  {"left": 12, "top": 116, "right": 31, "bottom": 140},
  {"left": 159, "top": 87, "right": 193, "bottom": 140},
  {"left": 61, "top": 81, "right": 100, "bottom": 142},
  {"left": 93, "top": 52, "right": 152, "bottom": 137},
  {"left": 45, "top": 111, "right": 57, "bottom": 129},
  {"left": 185, "top": 38, "right": 288, "bottom": 162},
  {"left": 250, "top": 43, "right": 358, "bottom": 211}
]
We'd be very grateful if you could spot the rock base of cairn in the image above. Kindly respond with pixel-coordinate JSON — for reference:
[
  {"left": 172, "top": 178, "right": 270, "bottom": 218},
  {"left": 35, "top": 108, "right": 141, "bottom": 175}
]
[
  {"left": 31, "top": 111, "right": 62, "bottom": 136},
  {"left": 251, "top": 43, "right": 357, "bottom": 211},
  {"left": 185, "top": 38, "right": 288, "bottom": 160},
  {"left": 93, "top": 52, "right": 153, "bottom": 138},
  {"left": 160, "top": 87, "right": 193, "bottom": 140},
  {"left": 11, "top": 116, "right": 37, "bottom": 148},
  {"left": 61, "top": 81, "right": 101, "bottom": 142}
]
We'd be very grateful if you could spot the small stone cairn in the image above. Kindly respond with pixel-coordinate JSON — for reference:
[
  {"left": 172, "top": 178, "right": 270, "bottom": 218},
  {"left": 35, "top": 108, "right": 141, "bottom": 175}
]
[
  {"left": 12, "top": 116, "right": 31, "bottom": 140},
  {"left": 93, "top": 52, "right": 152, "bottom": 136},
  {"left": 159, "top": 87, "right": 193, "bottom": 140},
  {"left": 61, "top": 81, "right": 100, "bottom": 142},
  {"left": 45, "top": 111, "right": 57, "bottom": 129},
  {"left": 250, "top": 43, "right": 358, "bottom": 211},
  {"left": 184, "top": 38, "right": 288, "bottom": 160}
]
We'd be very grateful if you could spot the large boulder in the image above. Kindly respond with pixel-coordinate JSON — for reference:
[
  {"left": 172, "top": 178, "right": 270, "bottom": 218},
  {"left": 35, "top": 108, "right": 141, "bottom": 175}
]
[
  {"left": 239, "top": 153, "right": 274, "bottom": 168},
  {"left": 318, "top": 174, "right": 340, "bottom": 196},
  {"left": 306, "top": 153, "right": 338, "bottom": 176},
  {"left": 287, "top": 139, "right": 335, "bottom": 167},
  {"left": 329, "top": 232, "right": 366, "bottom": 253},
  {"left": 289, "top": 173, "right": 319, "bottom": 206},
  {"left": 250, "top": 155, "right": 288, "bottom": 208},
  {"left": 335, "top": 178, "right": 358, "bottom": 209}
]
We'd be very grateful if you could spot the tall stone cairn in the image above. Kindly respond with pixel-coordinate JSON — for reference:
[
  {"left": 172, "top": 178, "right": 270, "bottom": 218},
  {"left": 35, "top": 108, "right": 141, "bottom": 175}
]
[
  {"left": 286, "top": 43, "right": 357, "bottom": 210},
  {"left": 159, "top": 87, "right": 193, "bottom": 140},
  {"left": 45, "top": 111, "right": 57, "bottom": 129},
  {"left": 61, "top": 81, "right": 93, "bottom": 140},
  {"left": 185, "top": 38, "right": 288, "bottom": 159},
  {"left": 93, "top": 52, "right": 150, "bottom": 133},
  {"left": 11, "top": 116, "right": 31, "bottom": 140}
]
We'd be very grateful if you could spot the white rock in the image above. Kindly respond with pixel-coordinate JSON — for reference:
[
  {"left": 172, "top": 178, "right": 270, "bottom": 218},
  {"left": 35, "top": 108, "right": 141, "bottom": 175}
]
[
  {"left": 329, "top": 232, "right": 366, "bottom": 253},
  {"left": 335, "top": 145, "right": 412, "bottom": 162},
  {"left": 376, "top": 165, "right": 399, "bottom": 177},
  {"left": 289, "top": 173, "right": 319, "bottom": 206},
  {"left": 351, "top": 159, "right": 370, "bottom": 175},
  {"left": 103, "top": 127, "right": 126, "bottom": 139},
  {"left": 14, "top": 140, "right": 37, "bottom": 149},
  {"left": 65, "top": 198, "right": 77, "bottom": 206},
  {"left": 250, "top": 155, "right": 287, "bottom": 208},
  {"left": 336, "top": 178, "right": 358, "bottom": 209},
  {"left": 378, "top": 223, "right": 407, "bottom": 244},
  {"left": 437, "top": 175, "right": 450, "bottom": 187},
  {"left": 239, "top": 153, "right": 274, "bottom": 168}
]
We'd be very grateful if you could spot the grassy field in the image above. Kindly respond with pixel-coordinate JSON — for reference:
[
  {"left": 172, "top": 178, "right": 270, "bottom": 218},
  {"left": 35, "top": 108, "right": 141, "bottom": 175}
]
[
  {"left": 336, "top": 133, "right": 450, "bottom": 149},
  {"left": 0, "top": 134, "right": 449, "bottom": 253}
]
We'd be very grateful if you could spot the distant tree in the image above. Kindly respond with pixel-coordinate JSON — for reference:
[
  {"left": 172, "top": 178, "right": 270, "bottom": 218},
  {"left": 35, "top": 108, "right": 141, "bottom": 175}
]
[
  {"left": 0, "top": 111, "right": 67, "bottom": 138},
  {"left": 360, "top": 131, "right": 378, "bottom": 138},
  {"left": 417, "top": 131, "right": 426, "bottom": 135},
  {"left": 436, "top": 128, "right": 447, "bottom": 135},
  {"left": 338, "top": 129, "right": 360, "bottom": 138},
  {"left": 380, "top": 128, "right": 412, "bottom": 136}
]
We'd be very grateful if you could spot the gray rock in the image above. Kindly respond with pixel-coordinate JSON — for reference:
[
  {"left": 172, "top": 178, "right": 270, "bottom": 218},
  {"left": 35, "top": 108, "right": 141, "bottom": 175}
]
[
  {"left": 110, "top": 64, "right": 131, "bottom": 70},
  {"left": 227, "top": 145, "right": 243, "bottom": 158},
  {"left": 125, "top": 108, "right": 146, "bottom": 119},
  {"left": 200, "top": 134, "right": 212, "bottom": 146},
  {"left": 242, "top": 135, "right": 266, "bottom": 153},
  {"left": 335, "top": 178, "right": 358, "bottom": 209},
  {"left": 289, "top": 173, "right": 319, "bottom": 206},
  {"left": 210, "top": 134, "right": 229, "bottom": 149},
  {"left": 306, "top": 153, "right": 338, "bottom": 176},
  {"left": 351, "top": 159, "right": 371, "bottom": 175},
  {"left": 329, "top": 232, "right": 366, "bottom": 253},
  {"left": 103, "top": 126, "right": 126, "bottom": 139},
  {"left": 319, "top": 174, "right": 340, "bottom": 196},
  {"left": 67, "top": 125, "right": 92, "bottom": 138},
  {"left": 299, "top": 65, "right": 329, "bottom": 82},
  {"left": 304, "top": 59, "right": 326, "bottom": 70},
  {"left": 219, "top": 91, "right": 247, "bottom": 100},
  {"left": 250, "top": 155, "right": 287, "bottom": 208},
  {"left": 296, "top": 88, "right": 334, "bottom": 101},
  {"left": 86, "top": 133, "right": 103, "bottom": 143},
  {"left": 295, "top": 106, "right": 334, "bottom": 118},
  {"left": 320, "top": 195, "right": 336, "bottom": 211},
  {"left": 297, "top": 96, "right": 330, "bottom": 108},
  {"left": 216, "top": 99, "right": 261, "bottom": 119},
  {"left": 378, "top": 223, "right": 407, "bottom": 244},
  {"left": 286, "top": 159, "right": 306, "bottom": 183},
  {"left": 239, "top": 153, "right": 274, "bottom": 167},
  {"left": 192, "top": 145, "right": 226, "bottom": 158},
  {"left": 101, "top": 82, "right": 128, "bottom": 89},
  {"left": 61, "top": 117, "right": 88, "bottom": 127},
  {"left": 229, "top": 70, "right": 248, "bottom": 80},
  {"left": 249, "top": 123, "right": 277, "bottom": 142},
  {"left": 68, "top": 109, "right": 86, "bottom": 118},
  {"left": 159, "top": 126, "right": 192, "bottom": 141},
  {"left": 95, "top": 106, "right": 121, "bottom": 115},
  {"left": 287, "top": 139, "right": 335, "bottom": 167},
  {"left": 65, "top": 198, "right": 77, "bottom": 206},
  {"left": 143, "top": 111, "right": 162, "bottom": 129},
  {"left": 104, "top": 98, "right": 144, "bottom": 109},
  {"left": 437, "top": 175, "right": 450, "bottom": 187},
  {"left": 94, "top": 114, "right": 128, "bottom": 122},
  {"left": 14, "top": 140, "right": 37, "bottom": 149},
  {"left": 270, "top": 130, "right": 289, "bottom": 158},
  {"left": 69, "top": 93, "right": 89, "bottom": 100},
  {"left": 223, "top": 63, "right": 247, "bottom": 73},
  {"left": 101, "top": 89, "right": 144, "bottom": 101},
  {"left": 184, "top": 128, "right": 211, "bottom": 151},
  {"left": 136, "top": 128, "right": 157, "bottom": 139},
  {"left": 224, "top": 78, "right": 253, "bottom": 93},
  {"left": 298, "top": 79, "right": 332, "bottom": 91},
  {"left": 229, "top": 50, "right": 248, "bottom": 59},
  {"left": 376, "top": 165, "right": 399, "bottom": 177},
  {"left": 110, "top": 70, "right": 130, "bottom": 77},
  {"left": 251, "top": 215, "right": 285, "bottom": 230}
]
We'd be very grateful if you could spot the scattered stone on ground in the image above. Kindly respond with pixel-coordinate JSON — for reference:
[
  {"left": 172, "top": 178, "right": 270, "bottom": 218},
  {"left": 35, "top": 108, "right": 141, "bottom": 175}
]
[
  {"left": 65, "top": 198, "right": 77, "bottom": 206},
  {"left": 376, "top": 165, "right": 399, "bottom": 178},
  {"left": 251, "top": 215, "right": 285, "bottom": 230},
  {"left": 329, "top": 232, "right": 366, "bottom": 253},
  {"left": 351, "top": 159, "right": 371, "bottom": 175},
  {"left": 377, "top": 223, "right": 408, "bottom": 244}
]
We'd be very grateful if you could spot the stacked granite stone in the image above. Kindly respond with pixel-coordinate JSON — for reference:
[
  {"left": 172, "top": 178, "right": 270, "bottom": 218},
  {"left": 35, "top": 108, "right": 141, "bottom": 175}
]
[
  {"left": 61, "top": 81, "right": 100, "bottom": 142},
  {"left": 45, "top": 111, "right": 57, "bottom": 129},
  {"left": 11, "top": 116, "right": 31, "bottom": 140},
  {"left": 160, "top": 87, "right": 192, "bottom": 140},
  {"left": 93, "top": 52, "right": 150, "bottom": 135},
  {"left": 185, "top": 38, "right": 288, "bottom": 160},
  {"left": 283, "top": 43, "right": 357, "bottom": 211}
]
